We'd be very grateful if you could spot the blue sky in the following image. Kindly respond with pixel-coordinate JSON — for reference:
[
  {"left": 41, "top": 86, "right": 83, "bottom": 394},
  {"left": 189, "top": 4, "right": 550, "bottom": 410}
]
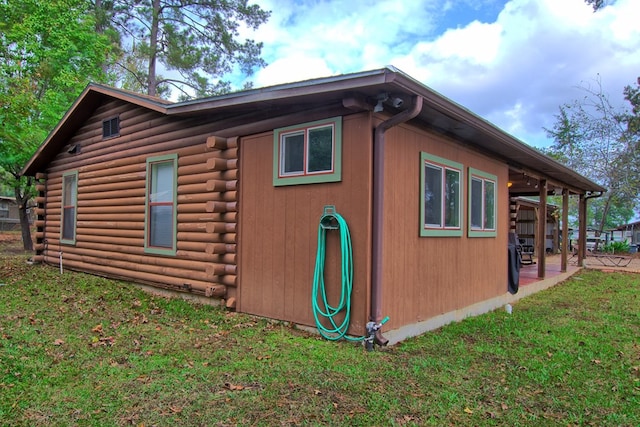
[{"left": 235, "top": 0, "right": 640, "bottom": 149}]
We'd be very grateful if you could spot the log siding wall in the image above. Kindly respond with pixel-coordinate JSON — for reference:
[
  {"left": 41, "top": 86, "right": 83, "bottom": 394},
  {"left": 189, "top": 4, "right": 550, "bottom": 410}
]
[{"left": 34, "top": 99, "right": 237, "bottom": 301}]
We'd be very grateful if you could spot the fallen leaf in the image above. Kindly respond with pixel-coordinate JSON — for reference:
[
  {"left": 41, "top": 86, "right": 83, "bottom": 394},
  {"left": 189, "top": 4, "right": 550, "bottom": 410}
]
[
  {"left": 592, "top": 359, "right": 602, "bottom": 365},
  {"left": 464, "top": 407, "right": 473, "bottom": 414},
  {"left": 314, "top": 390, "right": 322, "bottom": 395},
  {"left": 92, "top": 324, "right": 103, "bottom": 334},
  {"left": 501, "top": 403, "right": 509, "bottom": 410},
  {"left": 53, "top": 339, "right": 64, "bottom": 346},
  {"left": 224, "top": 383, "right": 244, "bottom": 391}
]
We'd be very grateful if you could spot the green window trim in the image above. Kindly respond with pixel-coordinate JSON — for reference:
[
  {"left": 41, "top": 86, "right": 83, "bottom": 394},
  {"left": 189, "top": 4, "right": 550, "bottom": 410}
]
[
  {"left": 420, "top": 152, "right": 463, "bottom": 237},
  {"left": 144, "top": 154, "right": 178, "bottom": 255},
  {"left": 273, "top": 116, "right": 342, "bottom": 186},
  {"left": 468, "top": 167, "right": 497, "bottom": 238},
  {"left": 60, "top": 170, "right": 78, "bottom": 245}
]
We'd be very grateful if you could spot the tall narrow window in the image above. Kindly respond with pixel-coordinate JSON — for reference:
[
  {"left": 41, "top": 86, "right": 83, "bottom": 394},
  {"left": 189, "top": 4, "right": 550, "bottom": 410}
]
[
  {"left": 420, "top": 152, "right": 462, "bottom": 237},
  {"left": 145, "top": 155, "right": 177, "bottom": 255},
  {"left": 273, "top": 117, "right": 342, "bottom": 186},
  {"left": 468, "top": 168, "right": 497, "bottom": 237},
  {"left": 61, "top": 171, "right": 78, "bottom": 244}
]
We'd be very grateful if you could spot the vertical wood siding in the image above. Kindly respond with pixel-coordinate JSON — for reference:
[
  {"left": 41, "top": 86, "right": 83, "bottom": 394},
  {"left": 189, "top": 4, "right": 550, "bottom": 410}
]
[
  {"left": 238, "top": 113, "right": 373, "bottom": 333},
  {"left": 381, "top": 124, "right": 509, "bottom": 328},
  {"left": 33, "top": 99, "right": 236, "bottom": 298}
]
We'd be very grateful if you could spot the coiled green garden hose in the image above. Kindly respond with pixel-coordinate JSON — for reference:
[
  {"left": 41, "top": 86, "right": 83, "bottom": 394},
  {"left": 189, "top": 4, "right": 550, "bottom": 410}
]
[{"left": 311, "top": 207, "right": 360, "bottom": 341}]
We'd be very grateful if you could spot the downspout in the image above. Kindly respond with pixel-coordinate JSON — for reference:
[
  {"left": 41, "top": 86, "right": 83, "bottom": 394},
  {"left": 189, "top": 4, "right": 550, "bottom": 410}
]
[{"left": 371, "top": 95, "right": 423, "bottom": 346}]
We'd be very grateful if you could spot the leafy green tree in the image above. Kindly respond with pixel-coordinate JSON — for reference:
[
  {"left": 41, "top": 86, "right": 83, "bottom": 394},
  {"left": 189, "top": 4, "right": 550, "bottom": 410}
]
[
  {"left": 99, "top": 0, "right": 271, "bottom": 98},
  {"left": 0, "top": 0, "right": 112, "bottom": 249},
  {"left": 545, "top": 76, "right": 640, "bottom": 236}
]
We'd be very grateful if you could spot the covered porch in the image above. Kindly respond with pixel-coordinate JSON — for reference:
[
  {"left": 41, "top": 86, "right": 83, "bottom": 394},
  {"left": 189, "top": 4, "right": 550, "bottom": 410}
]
[
  {"left": 507, "top": 165, "right": 606, "bottom": 283},
  {"left": 519, "top": 254, "right": 580, "bottom": 286}
]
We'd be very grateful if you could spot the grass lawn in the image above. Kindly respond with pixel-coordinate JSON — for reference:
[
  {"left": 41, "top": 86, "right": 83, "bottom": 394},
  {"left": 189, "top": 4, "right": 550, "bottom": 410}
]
[{"left": 1, "top": 232, "right": 639, "bottom": 426}]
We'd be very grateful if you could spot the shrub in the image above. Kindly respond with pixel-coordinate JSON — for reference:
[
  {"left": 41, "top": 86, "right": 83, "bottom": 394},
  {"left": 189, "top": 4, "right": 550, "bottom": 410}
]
[{"left": 602, "top": 240, "right": 630, "bottom": 253}]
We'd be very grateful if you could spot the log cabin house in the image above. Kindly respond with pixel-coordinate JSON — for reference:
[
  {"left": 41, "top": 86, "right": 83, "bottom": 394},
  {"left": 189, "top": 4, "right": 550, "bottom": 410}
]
[{"left": 21, "top": 67, "right": 605, "bottom": 345}]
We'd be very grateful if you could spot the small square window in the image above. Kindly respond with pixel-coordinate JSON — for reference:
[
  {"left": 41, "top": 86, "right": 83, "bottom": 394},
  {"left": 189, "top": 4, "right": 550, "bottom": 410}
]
[
  {"left": 102, "top": 117, "right": 120, "bottom": 138},
  {"left": 420, "top": 152, "right": 463, "bottom": 237},
  {"left": 468, "top": 168, "right": 497, "bottom": 237},
  {"left": 273, "top": 117, "right": 342, "bottom": 186}
]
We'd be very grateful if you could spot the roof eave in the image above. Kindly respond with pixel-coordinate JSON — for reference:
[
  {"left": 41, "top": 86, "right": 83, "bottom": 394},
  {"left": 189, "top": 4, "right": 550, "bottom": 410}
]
[
  {"left": 386, "top": 71, "right": 606, "bottom": 194},
  {"left": 21, "top": 84, "right": 170, "bottom": 177},
  {"left": 167, "top": 68, "right": 396, "bottom": 116}
]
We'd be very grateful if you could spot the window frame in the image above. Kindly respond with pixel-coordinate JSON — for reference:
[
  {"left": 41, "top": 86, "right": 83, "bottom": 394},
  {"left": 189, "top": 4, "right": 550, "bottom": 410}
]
[
  {"left": 102, "top": 116, "right": 120, "bottom": 139},
  {"left": 468, "top": 167, "right": 497, "bottom": 237},
  {"left": 272, "top": 116, "right": 342, "bottom": 186},
  {"left": 419, "top": 152, "right": 463, "bottom": 237},
  {"left": 144, "top": 154, "right": 178, "bottom": 255},
  {"left": 60, "top": 170, "right": 78, "bottom": 245}
]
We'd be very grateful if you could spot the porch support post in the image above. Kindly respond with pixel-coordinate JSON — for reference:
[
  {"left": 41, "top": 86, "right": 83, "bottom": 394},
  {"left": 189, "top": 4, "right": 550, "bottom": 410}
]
[
  {"left": 578, "top": 194, "right": 587, "bottom": 266},
  {"left": 561, "top": 188, "right": 569, "bottom": 272},
  {"left": 537, "top": 179, "right": 547, "bottom": 279}
]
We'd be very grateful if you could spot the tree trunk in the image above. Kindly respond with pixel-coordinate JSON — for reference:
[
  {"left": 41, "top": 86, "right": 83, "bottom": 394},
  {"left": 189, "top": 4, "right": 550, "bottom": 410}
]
[
  {"left": 595, "top": 193, "right": 613, "bottom": 252},
  {"left": 148, "top": 0, "right": 161, "bottom": 97},
  {"left": 14, "top": 180, "right": 33, "bottom": 251}
]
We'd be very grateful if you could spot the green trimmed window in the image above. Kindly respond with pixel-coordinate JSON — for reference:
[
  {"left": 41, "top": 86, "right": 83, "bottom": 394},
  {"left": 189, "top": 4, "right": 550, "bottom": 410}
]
[
  {"left": 420, "top": 152, "right": 462, "bottom": 237},
  {"left": 468, "top": 168, "right": 497, "bottom": 237},
  {"left": 61, "top": 171, "right": 78, "bottom": 244},
  {"left": 145, "top": 155, "right": 177, "bottom": 255},
  {"left": 273, "top": 117, "right": 342, "bottom": 186}
]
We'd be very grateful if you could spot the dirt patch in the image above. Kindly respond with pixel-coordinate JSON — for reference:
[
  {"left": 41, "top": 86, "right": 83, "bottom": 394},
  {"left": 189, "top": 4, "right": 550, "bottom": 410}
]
[
  {"left": 0, "top": 232, "right": 31, "bottom": 255},
  {"left": 0, "top": 232, "right": 22, "bottom": 242}
]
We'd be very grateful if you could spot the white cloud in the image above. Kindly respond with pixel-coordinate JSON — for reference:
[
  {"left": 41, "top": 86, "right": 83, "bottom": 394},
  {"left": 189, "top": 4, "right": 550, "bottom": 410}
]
[
  {"left": 242, "top": 0, "right": 640, "bottom": 147},
  {"left": 253, "top": 55, "right": 334, "bottom": 87}
]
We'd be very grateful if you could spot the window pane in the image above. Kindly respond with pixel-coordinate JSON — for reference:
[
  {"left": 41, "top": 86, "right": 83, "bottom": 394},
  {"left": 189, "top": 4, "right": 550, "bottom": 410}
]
[
  {"left": 281, "top": 133, "right": 304, "bottom": 174},
  {"left": 470, "top": 178, "right": 483, "bottom": 229},
  {"left": 151, "top": 162, "right": 174, "bottom": 203},
  {"left": 484, "top": 180, "right": 495, "bottom": 229},
  {"left": 62, "top": 174, "right": 77, "bottom": 241},
  {"left": 424, "top": 164, "right": 442, "bottom": 227},
  {"left": 149, "top": 205, "right": 173, "bottom": 247},
  {"left": 444, "top": 169, "right": 460, "bottom": 227},
  {"left": 307, "top": 126, "right": 333, "bottom": 172},
  {"left": 63, "top": 175, "right": 76, "bottom": 205},
  {"left": 62, "top": 207, "right": 75, "bottom": 240}
]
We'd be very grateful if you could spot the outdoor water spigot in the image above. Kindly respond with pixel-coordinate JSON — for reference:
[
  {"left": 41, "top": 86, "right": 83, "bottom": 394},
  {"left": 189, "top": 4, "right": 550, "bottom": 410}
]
[{"left": 364, "top": 316, "right": 389, "bottom": 351}]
